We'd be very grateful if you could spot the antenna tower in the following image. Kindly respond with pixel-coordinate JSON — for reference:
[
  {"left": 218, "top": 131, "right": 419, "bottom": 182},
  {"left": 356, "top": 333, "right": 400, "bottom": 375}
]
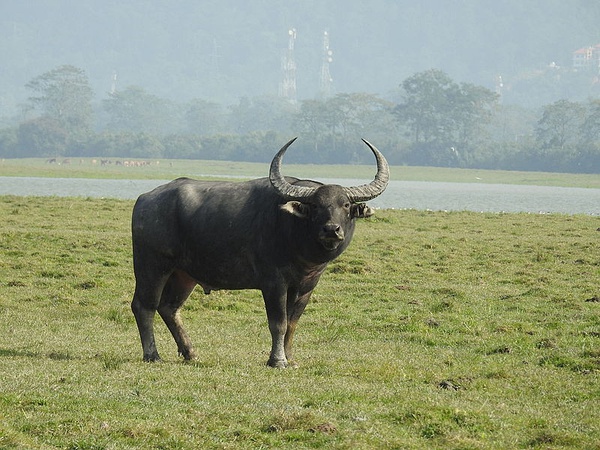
[
  {"left": 319, "top": 31, "right": 333, "bottom": 98},
  {"left": 279, "top": 28, "right": 297, "bottom": 104},
  {"left": 210, "top": 38, "right": 222, "bottom": 80},
  {"left": 110, "top": 71, "right": 117, "bottom": 94},
  {"left": 495, "top": 74, "right": 503, "bottom": 102}
]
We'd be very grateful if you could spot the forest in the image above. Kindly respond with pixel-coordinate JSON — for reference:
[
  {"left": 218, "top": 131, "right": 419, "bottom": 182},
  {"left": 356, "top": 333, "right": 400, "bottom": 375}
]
[{"left": 0, "top": 64, "right": 599, "bottom": 173}]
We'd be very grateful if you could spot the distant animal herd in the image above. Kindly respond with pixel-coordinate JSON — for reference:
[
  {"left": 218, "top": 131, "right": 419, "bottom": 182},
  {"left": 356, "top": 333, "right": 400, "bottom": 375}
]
[{"left": 46, "top": 158, "right": 160, "bottom": 167}]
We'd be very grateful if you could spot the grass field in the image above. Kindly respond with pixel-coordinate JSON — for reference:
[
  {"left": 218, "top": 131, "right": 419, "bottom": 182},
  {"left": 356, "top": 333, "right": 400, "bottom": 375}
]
[
  {"left": 0, "top": 195, "right": 598, "bottom": 449},
  {"left": 1, "top": 157, "right": 600, "bottom": 188}
]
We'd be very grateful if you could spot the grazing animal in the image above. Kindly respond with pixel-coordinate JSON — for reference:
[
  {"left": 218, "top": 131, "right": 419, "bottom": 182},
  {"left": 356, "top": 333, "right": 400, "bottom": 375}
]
[{"left": 130, "top": 138, "right": 389, "bottom": 367}]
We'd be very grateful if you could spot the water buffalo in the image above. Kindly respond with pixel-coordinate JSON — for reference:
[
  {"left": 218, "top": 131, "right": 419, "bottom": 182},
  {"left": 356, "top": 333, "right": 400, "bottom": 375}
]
[{"left": 131, "top": 138, "right": 389, "bottom": 367}]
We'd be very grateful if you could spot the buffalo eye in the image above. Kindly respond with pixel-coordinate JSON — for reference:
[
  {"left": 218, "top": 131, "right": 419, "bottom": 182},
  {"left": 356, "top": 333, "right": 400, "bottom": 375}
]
[{"left": 343, "top": 201, "right": 351, "bottom": 217}]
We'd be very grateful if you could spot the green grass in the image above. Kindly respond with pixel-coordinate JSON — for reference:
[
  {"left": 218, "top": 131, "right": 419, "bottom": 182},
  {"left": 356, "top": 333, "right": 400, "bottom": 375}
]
[
  {"left": 1, "top": 157, "right": 600, "bottom": 188},
  {"left": 0, "top": 195, "right": 599, "bottom": 449}
]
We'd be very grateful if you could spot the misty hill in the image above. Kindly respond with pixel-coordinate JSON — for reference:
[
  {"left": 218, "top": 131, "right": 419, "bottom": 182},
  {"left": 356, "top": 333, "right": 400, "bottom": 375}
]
[{"left": 2, "top": 0, "right": 600, "bottom": 114}]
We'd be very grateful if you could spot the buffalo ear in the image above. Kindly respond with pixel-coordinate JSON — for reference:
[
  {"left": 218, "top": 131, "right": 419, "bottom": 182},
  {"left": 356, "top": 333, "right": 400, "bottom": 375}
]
[
  {"left": 352, "top": 203, "right": 375, "bottom": 218},
  {"left": 281, "top": 201, "right": 310, "bottom": 218}
]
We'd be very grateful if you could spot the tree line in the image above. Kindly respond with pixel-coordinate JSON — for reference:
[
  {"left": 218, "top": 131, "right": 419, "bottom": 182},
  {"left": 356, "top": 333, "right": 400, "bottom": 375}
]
[{"left": 0, "top": 65, "right": 598, "bottom": 173}]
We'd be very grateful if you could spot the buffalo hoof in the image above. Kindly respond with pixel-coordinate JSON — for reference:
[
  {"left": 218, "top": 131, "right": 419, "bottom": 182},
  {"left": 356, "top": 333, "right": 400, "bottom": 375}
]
[
  {"left": 267, "top": 358, "right": 288, "bottom": 369},
  {"left": 286, "top": 360, "right": 300, "bottom": 369},
  {"left": 179, "top": 349, "right": 198, "bottom": 361},
  {"left": 143, "top": 354, "right": 161, "bottom": 362}
]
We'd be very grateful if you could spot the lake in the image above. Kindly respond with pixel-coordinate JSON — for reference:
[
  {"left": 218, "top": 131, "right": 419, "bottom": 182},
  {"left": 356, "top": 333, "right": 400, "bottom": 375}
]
[{"left": 0, "top": 176, "right": 599, "bottom": 215}]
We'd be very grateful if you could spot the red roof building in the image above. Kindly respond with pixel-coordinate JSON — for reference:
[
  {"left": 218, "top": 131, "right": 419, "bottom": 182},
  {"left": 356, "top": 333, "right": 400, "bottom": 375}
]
[{"left": 573, "top": 44, "right": 600, "bottom": 68}]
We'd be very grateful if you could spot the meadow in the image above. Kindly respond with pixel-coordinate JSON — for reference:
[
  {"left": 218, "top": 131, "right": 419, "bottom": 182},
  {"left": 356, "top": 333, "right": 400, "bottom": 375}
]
[
  {"left": 0, "top": 194, "right": 598, "bottom": 449},
  {"left": 1, "top": 157, "right": 600, "bottom": 188}
]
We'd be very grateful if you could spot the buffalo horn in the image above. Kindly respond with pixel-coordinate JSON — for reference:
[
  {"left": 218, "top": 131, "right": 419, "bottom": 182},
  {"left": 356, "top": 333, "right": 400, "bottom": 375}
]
[
  {"left": 269, "top": 138, "right": 389, "bottom": 203},
  {"left": 342, "top": 139, "right": 390, "bottom": 202},
  {"left": 269, "top": 137, "right": 317, "bottom": 200}
]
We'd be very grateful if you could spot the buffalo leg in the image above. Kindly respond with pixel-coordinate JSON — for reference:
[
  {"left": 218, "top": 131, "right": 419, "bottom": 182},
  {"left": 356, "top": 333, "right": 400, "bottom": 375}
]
[
  {"left": 157, "top": 269, "right": 197, "bottom": 360},
  {"left": 131, "top": 298, "right": 160, "bottom": 361},
  {"left": 131, "top": 272, "right": 170, "bottom": 362},
  {"left": 284, "top": 291, "right": 311, "bottom": 367},
  {"left": 262, "top": 287, "right": 288, "bottom": 368}
]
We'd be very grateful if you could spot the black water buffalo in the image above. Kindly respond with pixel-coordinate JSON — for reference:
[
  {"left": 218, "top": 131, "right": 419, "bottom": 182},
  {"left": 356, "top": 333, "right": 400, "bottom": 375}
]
[{"left": 131, "top": 138, "right": 389, "bottom": 367}]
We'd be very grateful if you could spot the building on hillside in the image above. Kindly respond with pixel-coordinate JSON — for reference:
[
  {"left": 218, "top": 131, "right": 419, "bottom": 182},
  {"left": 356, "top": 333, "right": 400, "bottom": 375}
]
[{"left": 573, "top": 44, "right": 600, "bottom": 69}]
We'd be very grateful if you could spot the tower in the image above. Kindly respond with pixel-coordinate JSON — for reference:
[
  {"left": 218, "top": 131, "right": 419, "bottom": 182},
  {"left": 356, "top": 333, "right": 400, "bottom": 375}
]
[
  {"left": 495, "top": 74, "right": 503, "bottom": 102},
  {"left": 319, "top": 31, "right": 333, "bottom": 98},
  {"left": 279, "top": 28, "right": 297, "bottom": 104},
  {"left": 210, "top": 38, "right": 221, "bottom": 81},
  {"left": 110, "top": 71, "right": 117, "bottom": 95}
]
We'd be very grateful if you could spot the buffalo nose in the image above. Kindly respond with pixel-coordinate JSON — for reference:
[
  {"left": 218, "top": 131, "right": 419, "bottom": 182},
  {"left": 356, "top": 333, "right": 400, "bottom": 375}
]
[
  {"left": 323, "top": 223, "right": 340, "bottom": 233},
  {"left": 322, "top": 223, "right": 344, "bottom": 240}
]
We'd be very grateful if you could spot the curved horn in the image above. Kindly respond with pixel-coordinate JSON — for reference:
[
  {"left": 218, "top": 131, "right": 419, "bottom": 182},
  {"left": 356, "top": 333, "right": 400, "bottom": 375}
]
[
  {"left": 342, "top": 139, "right": 389, "bottom": 202},
  {"left": 269, "top": 137, "right": 319, "bottom": 200},
  {"left": 269, "top": 138, "right": 390, "bottom": 202}
]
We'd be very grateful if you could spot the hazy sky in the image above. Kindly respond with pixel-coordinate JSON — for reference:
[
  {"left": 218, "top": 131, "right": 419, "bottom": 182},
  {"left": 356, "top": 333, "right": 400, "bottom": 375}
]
[{"left": 2, "top": 0, "right": 600, "bottom": 113}]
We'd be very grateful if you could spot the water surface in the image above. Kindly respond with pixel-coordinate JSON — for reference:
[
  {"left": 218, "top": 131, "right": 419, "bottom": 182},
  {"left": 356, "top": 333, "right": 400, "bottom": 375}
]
[{"left": 0, "top": 176, "right": 598, "bottom": 215}]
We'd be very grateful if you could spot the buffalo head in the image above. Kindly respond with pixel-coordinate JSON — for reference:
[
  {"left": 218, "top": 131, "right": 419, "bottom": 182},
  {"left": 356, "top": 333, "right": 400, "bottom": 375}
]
[{"left": 269, "top": 138, "right": 389, "bottom": 252}]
